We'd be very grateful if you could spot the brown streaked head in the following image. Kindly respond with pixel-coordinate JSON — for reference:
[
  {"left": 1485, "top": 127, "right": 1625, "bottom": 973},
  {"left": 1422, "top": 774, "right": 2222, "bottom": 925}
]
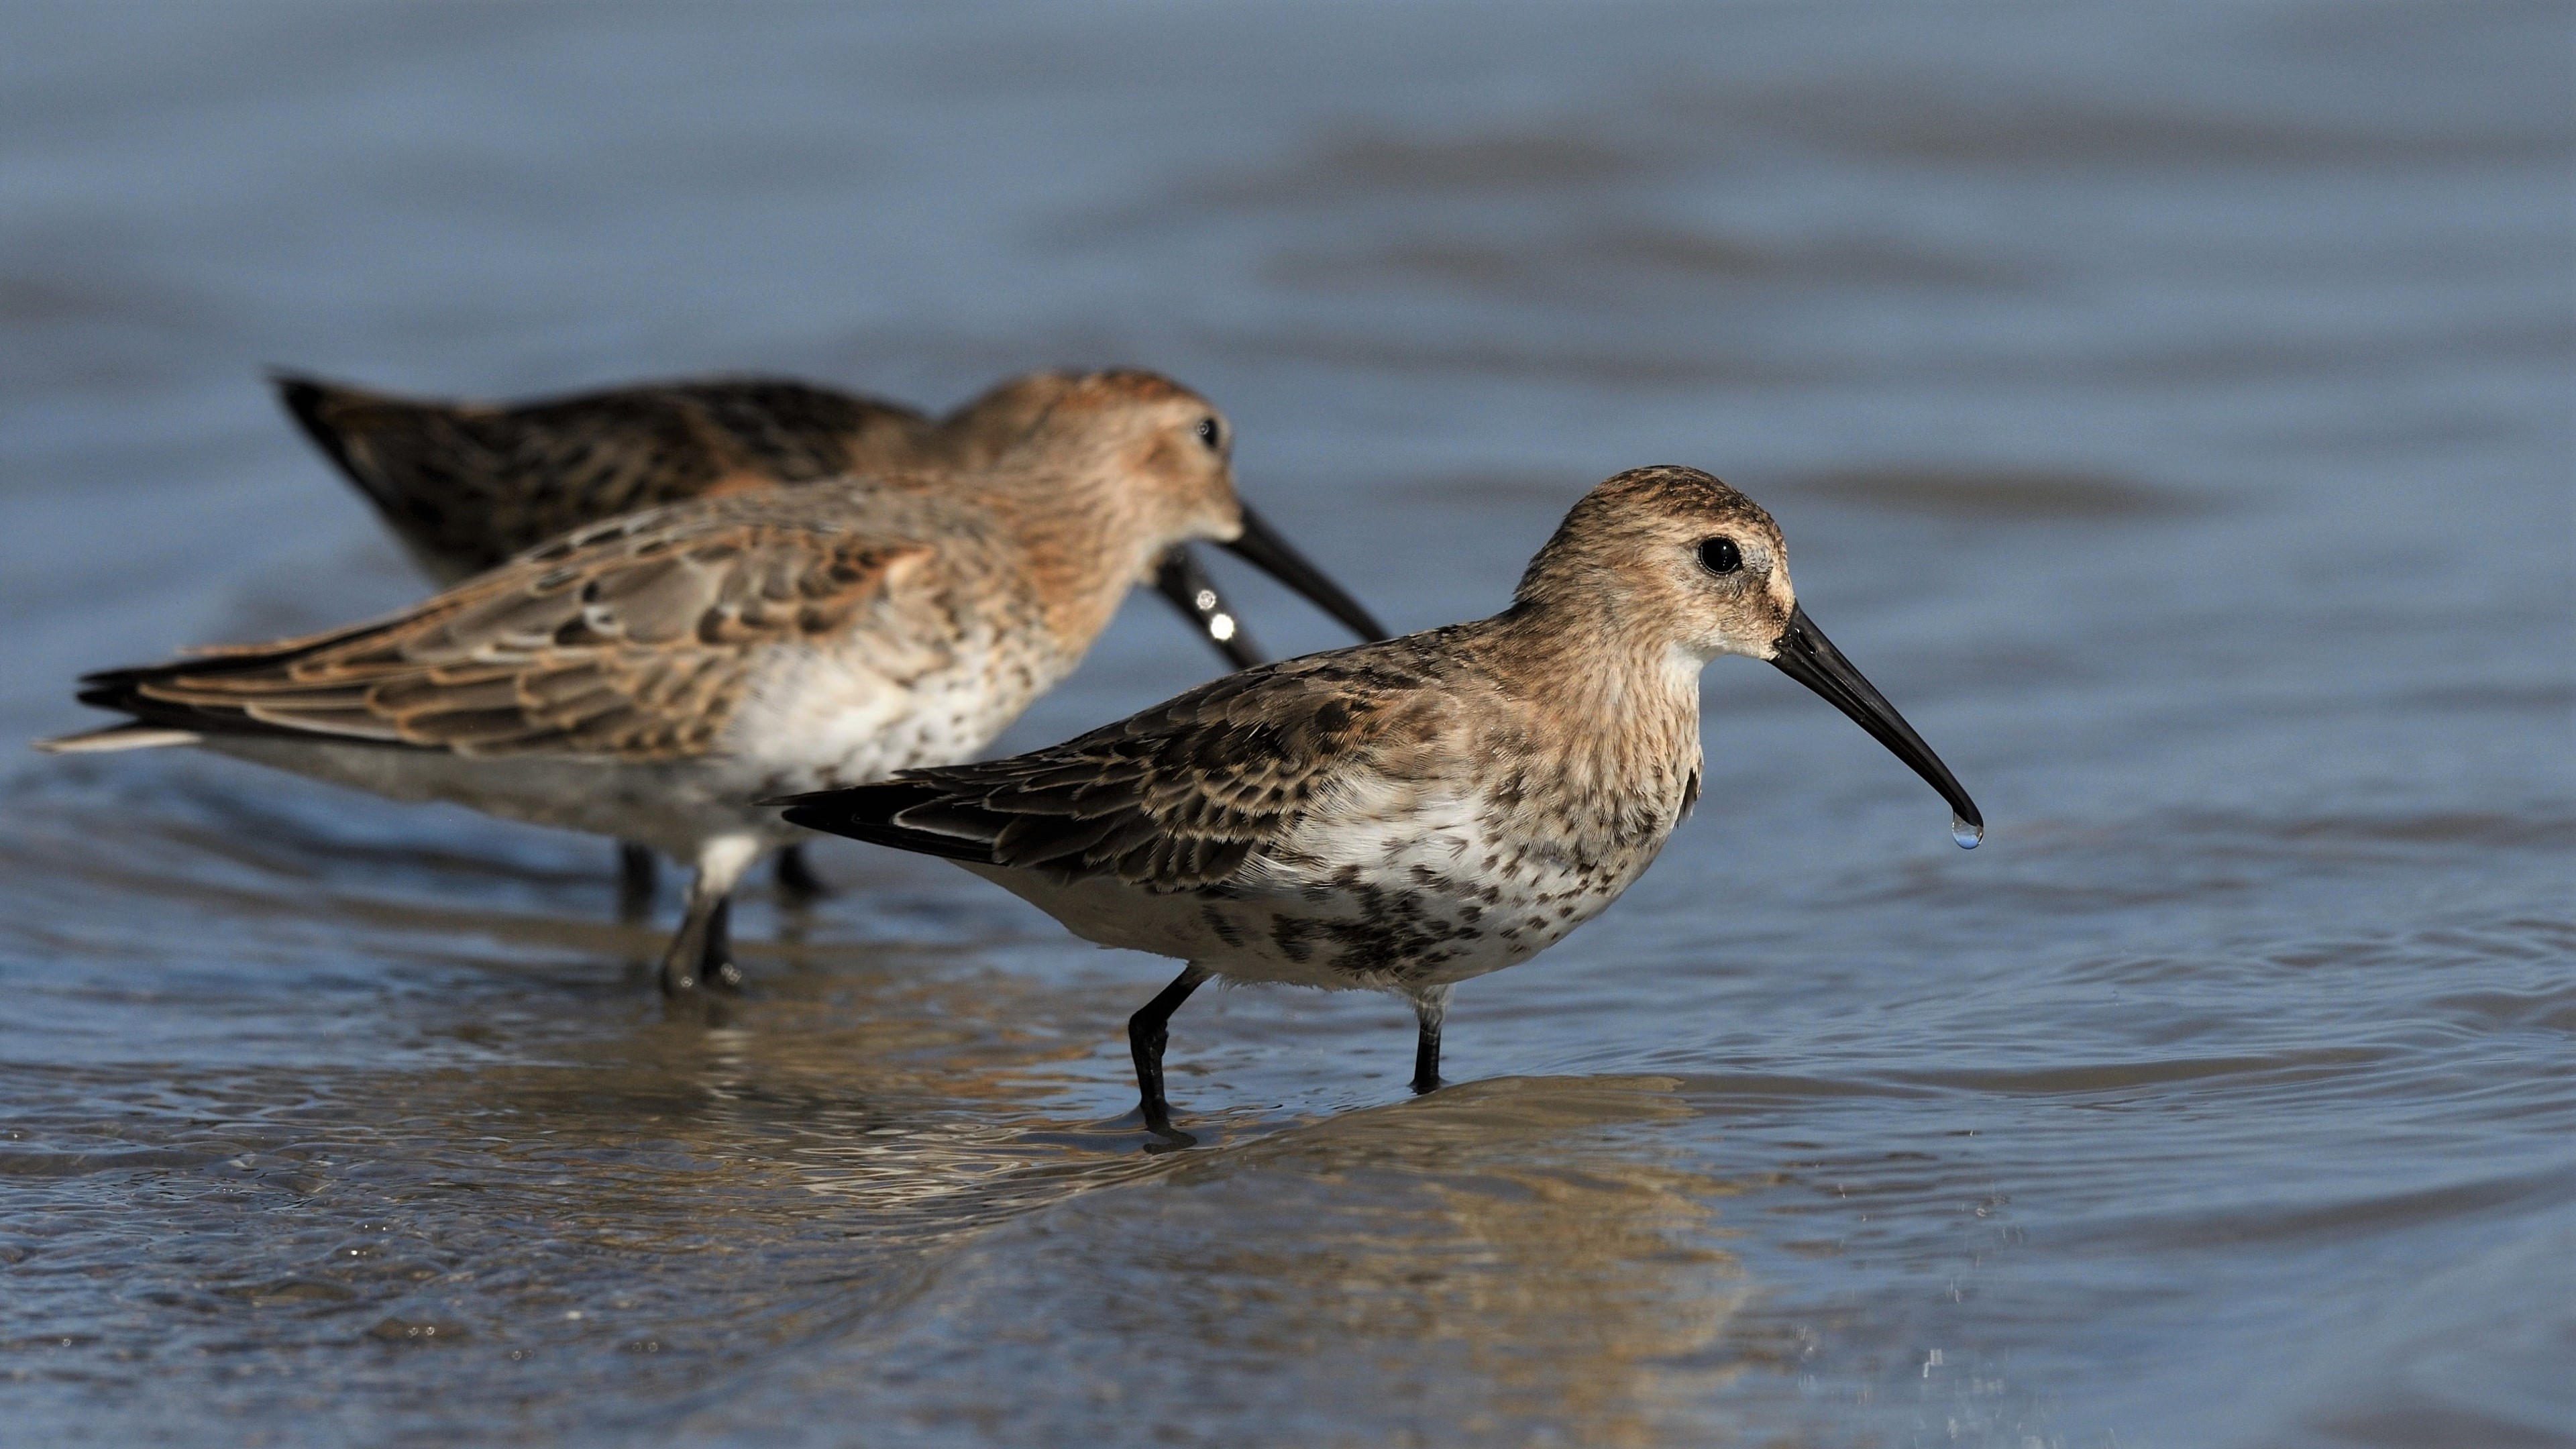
[
  {"left": 1513, "top": 465, "right": 1795, "bottom": 663},
  {"left": 948, "top": 369, "right": 1246, "bottom": 561},
  {"left": 953, "top": 368, "right": 1386, "bottom": 647},
  {"left": 1521, "top": 465, "right": 1982, "bottom": 843}
]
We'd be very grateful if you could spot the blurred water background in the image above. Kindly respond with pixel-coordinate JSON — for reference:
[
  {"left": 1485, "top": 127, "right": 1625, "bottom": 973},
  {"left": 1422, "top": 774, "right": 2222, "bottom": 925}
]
[{"left": 1, "top": 3, "right": 2569, "bottom": 1445}]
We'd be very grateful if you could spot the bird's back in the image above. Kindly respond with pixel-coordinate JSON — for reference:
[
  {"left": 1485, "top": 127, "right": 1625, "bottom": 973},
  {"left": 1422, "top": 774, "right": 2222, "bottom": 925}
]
[{"left": 276, "top": 374, "right": 936, "bottom": 580}]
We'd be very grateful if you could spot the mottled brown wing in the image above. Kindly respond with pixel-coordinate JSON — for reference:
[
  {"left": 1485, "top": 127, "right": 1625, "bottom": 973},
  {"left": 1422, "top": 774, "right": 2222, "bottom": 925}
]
[
  {"left": 779, "top": 639, "right": 1462, "bottom": 892},
  {"left": 78, "top": 510, "right": 936, "bottom": 762},
  {"left": 275, "top": 374, "right": 932, "bottom": 575}
]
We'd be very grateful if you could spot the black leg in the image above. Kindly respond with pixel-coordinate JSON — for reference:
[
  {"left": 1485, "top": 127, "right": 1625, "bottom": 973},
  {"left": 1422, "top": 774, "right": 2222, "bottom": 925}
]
[
  {"left": 657, "top": 845, "right": 761, "bottom": 998},
  {"left": 659, "top": 890, "right": 734, "bottom": 996},
  {"left": 774, "top": 845, "right": 828, "bottom": 903},
  {"left": 699, "top": 896, "right": 742, "bottom": 991},
  {"left": 1411, "top": 988, "right": 1450, "bottom": 1095},
  {"left": 1128, "top": 965, "right": 1212, "bottom": 1138},
  {"left": 618, "top": 842, "right": 658, "bottom": 920},
  {"left": 659, "top": 909, "right": 705, "bottom": 996}
]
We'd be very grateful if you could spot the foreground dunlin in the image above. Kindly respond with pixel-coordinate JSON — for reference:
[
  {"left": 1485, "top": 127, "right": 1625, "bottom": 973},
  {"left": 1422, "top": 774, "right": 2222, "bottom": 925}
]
[
  {"left": 777, "top": 466, "right": 1981, "bottom": 1138},
  {"left": 42, "top": 372, "right": 1385, "bottom": 995},
  {"left": 274, "top": 369, "right": 1338, "bottom": 901}
]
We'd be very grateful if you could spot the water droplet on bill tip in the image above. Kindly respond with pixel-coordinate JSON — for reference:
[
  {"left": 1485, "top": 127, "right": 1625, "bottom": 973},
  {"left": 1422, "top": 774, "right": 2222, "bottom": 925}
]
[{"left": 1951, "top": 814, "right": 1983, "bottom": 849}]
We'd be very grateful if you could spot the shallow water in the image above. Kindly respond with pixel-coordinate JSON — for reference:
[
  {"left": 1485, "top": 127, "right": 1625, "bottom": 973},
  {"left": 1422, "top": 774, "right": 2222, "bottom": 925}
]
[{"left": 1, "top": 3, "right": 2569, "bottom": 1445}]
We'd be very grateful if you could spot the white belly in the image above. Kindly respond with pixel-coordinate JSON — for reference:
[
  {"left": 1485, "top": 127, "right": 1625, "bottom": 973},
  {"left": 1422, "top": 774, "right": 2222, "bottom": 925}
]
[
  {"left": 969, "top": 785, "right": 1662, "bottom": 997},
  {"left": 723, "top": 635, "right": 1056, "bottom": 796}
]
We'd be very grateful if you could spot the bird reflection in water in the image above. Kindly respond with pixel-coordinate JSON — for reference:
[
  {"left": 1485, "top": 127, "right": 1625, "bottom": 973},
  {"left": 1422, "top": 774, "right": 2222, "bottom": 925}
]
[{"left": 730, "top": 1075, "right": 1756, "bottom": 1445}]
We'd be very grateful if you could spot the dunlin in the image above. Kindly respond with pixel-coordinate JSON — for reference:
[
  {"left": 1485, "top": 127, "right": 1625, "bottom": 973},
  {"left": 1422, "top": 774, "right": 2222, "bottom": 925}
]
[
  {"left": 274, "top": 370, "right": 1347, "bottom": 902},
  {"left": 775, "top": 466, "right": 1981, "bottom": 1138},
  {"left": 42, "top": 372, "right": 1385, "bottom": 995}
]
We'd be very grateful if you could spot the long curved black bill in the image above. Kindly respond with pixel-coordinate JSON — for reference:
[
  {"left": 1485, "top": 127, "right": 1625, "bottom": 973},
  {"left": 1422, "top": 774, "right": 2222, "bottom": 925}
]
[
  {"left": 1222, "top": 504, "right": 1390, "bottom": 643},
  {"left": 1768, "top": 604, "right": 1984, "bottom": 848},
  {"left": 1153, "top": 545, "right": 1267, "bottom": 670}
]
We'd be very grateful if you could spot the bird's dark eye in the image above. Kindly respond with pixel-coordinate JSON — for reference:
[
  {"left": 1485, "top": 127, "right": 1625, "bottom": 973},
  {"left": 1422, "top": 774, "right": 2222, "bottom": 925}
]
[
  {"left": 1195, "top": 417, "right": 1222, "bottom": 450},
  {"left": 1698, "top": 537, "right": 1742, "bottom": 576}
]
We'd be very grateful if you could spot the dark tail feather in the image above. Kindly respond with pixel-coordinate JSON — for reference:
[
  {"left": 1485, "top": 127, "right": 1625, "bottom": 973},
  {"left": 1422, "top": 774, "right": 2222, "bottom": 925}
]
[
  {"left": 771, "top": 780, "right": 1001, "bottom": 864},
  {"left": 267, "top": 370, "right": 500, "bottom": 582},
  {"left": 70, "top": 660, "right": 275, "bottom": 740},
  {"left": 68, "top": 617, "right": 397, "bottom": 743},
  {"left": 269, "top": 370, "right": 406, "bottom": 506}
]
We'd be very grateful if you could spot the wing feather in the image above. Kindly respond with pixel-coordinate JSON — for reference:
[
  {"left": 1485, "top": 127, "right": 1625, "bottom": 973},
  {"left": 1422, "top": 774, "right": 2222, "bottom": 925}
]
[
  {"left": 74, "top": 501, "right": 938, "bottom": 763},
  {"left": 276, "top": 373, "right": 934, "bottom": 576},
  {"left": 779, "top": 637, "right": 1474, "bottom": 893}
]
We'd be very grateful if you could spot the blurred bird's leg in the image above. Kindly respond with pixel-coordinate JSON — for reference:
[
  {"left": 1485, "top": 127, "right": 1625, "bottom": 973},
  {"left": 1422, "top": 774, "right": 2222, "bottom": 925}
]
[
  {"left": 1410, "top": 986, "right": 1451, "bottom": 1095},
  {"left": 773, "top": 845, "right": 828, "bottom": 904},
  {"left": 617, "top": 842, "right": 658, "bottom": 920},
  {"left": 1129, "top": 965, "right": 1213, "bottom": 1139},
  {"left": 659, "top": 836, "right": 763, "bottom": 996},
  {"left": 698, "top": 896, "right": 736, "bottom": 991}
]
